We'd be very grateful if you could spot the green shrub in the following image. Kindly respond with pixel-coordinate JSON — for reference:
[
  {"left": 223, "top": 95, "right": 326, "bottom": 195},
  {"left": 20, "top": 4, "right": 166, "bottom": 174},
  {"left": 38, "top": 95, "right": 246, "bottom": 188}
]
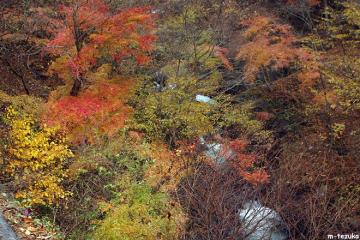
[{"left": 93, "top": 183, "right": 179, "bottom": 240}]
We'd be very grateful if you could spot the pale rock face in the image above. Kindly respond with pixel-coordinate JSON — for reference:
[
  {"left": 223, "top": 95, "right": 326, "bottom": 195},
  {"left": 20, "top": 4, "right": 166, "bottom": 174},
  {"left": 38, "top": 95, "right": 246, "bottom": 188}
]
[
  {"left": 201, "top": 139, "right": 225, "bottom": 164},
  {"left": 238, "top": 201, "right": 288, "bottom": 240},
  {"left": 195, "top": 94, "right": 216, "bottom": 104},
  {"left": 199, "top": 136, "right": 235, "bottom": 165},
  {"left": 0, "top": 214, "right": 18, "bottom": 240}
]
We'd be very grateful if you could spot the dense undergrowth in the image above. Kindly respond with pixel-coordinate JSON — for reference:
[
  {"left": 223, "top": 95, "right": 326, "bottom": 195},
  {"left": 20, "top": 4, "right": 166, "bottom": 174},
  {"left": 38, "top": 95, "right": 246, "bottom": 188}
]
[{"left": 0, "top": 0, "right": 359, "bottom": 239}]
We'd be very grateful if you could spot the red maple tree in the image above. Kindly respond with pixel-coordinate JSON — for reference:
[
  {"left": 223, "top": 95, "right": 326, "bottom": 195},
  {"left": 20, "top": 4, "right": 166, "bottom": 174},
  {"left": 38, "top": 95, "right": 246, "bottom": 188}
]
[{"left": 45, "top": 0, "right": 156, "bottom": 96}]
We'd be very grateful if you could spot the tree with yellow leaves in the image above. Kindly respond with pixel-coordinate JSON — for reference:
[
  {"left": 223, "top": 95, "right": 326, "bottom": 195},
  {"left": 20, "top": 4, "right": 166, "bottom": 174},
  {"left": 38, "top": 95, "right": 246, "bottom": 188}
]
[{"left": 4, "top": 106, "right": 73, "bottom": 206}]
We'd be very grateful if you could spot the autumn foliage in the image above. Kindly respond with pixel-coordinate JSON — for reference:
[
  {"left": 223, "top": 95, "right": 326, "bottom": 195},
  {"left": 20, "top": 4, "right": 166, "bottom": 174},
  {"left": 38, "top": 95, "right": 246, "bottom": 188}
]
[
  {"left": 213, "top": 46, "right": 234, "bottom": 70},
  {"left": 237, "top": 16, "right": 319, "bottom": 84},
  {"left": 41, "top": 0, "right": 154, "bottom": 142},
  {"left": 45, "top": 0, "right": 156, "bottom": 95},
  {"left": 43, "top": 79, "right": 134, "bottom": 143},
  {"left": 228, "top": 139, "right": 269, "bottom": 186},
  {"left": 4, "top": 106, "right": 73, "bottom": 206},
  {"left": 234, "top": 15, "right": 321, "bottom": 107},
  {"left": 284, "top": 0, "right": 321, "bottom": 6},
  {"left": 1, "top": 0, "right": 359, "bottom": 239}
]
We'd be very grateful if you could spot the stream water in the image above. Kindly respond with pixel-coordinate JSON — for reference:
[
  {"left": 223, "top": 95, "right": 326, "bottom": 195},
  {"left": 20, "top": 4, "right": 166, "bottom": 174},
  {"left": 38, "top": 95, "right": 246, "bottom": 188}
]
[{"left": 197, "top": 94, "right": 288, "bottom": 240}]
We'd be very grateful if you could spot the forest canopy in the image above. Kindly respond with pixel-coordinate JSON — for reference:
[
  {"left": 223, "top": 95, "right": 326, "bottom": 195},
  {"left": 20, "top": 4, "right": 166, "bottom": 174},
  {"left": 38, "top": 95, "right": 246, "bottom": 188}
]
[{"left": 0, "top": 0, "right": 359, "bottom": 239}]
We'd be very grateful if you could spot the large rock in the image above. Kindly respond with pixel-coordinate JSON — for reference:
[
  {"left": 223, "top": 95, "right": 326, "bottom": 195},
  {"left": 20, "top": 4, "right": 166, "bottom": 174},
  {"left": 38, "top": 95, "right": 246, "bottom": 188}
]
[
  {"left": 0, "top": 214, "right": 18, "bottom": 240},
  {"left": 238, "top": 201, "right": 288, "bottom": 240}
]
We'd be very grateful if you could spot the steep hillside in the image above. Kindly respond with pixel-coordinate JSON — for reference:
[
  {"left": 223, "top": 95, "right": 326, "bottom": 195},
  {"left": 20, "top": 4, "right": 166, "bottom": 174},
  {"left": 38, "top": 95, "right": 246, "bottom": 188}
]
[{"left": 0, "top": 0, "right": 359, "bottom": 239}]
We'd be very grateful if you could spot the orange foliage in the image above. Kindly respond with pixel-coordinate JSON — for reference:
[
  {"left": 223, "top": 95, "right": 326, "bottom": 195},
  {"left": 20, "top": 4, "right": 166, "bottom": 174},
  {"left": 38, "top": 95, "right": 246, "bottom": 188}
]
[
  {"left": 255, "top": 112, "right": 274, "bottom": 122},
  {"left": 285, "top": 0, "right": 321, "bottom": 6},
  {"left": 236, "top": 16, "right": 318, "bottom": 84},
  {"left": 43, "top": 79, "right": 134, "bottom": 143},
  {"left": 45, "top": 0, "right": 156, "bottom": 80},
  {"left": 242, "top": 16, "right": 272, "bottom": 40},
  {"left": 297, "top": 68, "right": 321, "bottom": 90},
  {"left": 223, "top": 139, "right": 269, "bottom": 186},
  {"left": 144, "top": 143, "right": 184, "bottom": 191},
  {"left": 236, "top": 15, "right": 320, "bottom": 105},
  {"left": 213, "top": 46, "right": 234, "bottom": 70},
  {"left": 241, "top": 170, "right": 269, "bottom": 186},
  {"left": 229, "top": 138, "right": 248, "bottom": 152}
]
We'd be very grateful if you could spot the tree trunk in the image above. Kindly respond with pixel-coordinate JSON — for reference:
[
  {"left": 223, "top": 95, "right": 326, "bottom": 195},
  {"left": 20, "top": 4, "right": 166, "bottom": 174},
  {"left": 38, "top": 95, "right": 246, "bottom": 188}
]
[
  {"left": 70, "top": 6, "right": 84, "bottom": 97},
  {"left": 3, "top": 57, "right": 30, "bottom": 95},
  {"left": 70, "top": 76, "right": 82, "bottom": 96}
]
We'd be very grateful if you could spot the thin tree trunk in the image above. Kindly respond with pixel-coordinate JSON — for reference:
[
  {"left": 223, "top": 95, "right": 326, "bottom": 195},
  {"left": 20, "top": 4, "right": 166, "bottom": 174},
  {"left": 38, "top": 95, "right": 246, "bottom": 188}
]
[
  {"left": 3, "top": 57, "right": 30, "bottom": 95},
  {"left": 70, "top": 5, "right": 85, "bottom": 96},
  {"left": 70, "top": 76, "right": 82, "bottom": 96}
]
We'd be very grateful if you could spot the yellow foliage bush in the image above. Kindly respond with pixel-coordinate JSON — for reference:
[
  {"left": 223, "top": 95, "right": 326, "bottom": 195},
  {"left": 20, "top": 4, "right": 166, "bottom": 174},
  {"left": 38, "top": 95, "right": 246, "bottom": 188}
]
[
  {"left": 4, "top": 106, "right": 73, "bottom": 206},
  {"left": 93, "top": 183, "right": 184, "bottom": 240}
]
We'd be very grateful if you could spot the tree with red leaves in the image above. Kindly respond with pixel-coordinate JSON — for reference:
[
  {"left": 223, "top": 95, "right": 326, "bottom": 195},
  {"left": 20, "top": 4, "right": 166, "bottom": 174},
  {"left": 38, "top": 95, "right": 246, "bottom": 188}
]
[
  {"left": 43, "top": 79, "right": 134, "bottom": 144},
  {"left": 45, "top": 0, "right": 156, "bottom": 96}
]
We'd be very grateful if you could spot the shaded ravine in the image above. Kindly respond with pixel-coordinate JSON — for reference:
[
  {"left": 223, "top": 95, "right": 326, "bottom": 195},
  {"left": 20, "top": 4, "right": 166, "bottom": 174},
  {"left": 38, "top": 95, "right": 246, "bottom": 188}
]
[
  {"left": 0, "top": 213, "right": 18, "bottom": 240},
  {"left": 195, "top": 95, "right": 288, "bottom": 240}
]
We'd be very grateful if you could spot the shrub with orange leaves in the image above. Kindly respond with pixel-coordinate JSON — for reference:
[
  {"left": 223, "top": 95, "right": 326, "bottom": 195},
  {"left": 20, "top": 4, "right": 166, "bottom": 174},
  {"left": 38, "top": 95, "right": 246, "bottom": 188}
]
[
  {"left": 256, "top": 111, "right": 274, "bottom": 122},
  {"left": 43, "top": 79, "right": 134, "bottom": 144},
  {"left": 235, "top": 15, "right": 320, "bottom": 106},
  {"left": 143, "top": 141, "right": 197, "bottom": 192},
  {"left": 204, "top": 137, "right": 269, "bottom": 186},
  {"left": 229, "top": 138, "right": 248, "bottom": 152},
  {"left": 213, "top": 46, "right": 234, "bottom": 70},
  {"left": 236, "top": 15, "right": 319, "bottom": 85},
  {"left": 228, "top": 139, "right": 269, "bottom": 186}
]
